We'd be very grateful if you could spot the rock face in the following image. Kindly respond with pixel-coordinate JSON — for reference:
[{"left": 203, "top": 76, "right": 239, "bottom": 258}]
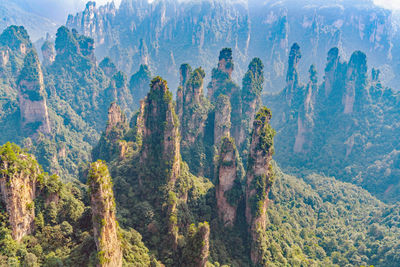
[
  {"left": 0, "top": 143, "right": 39, "bottom": 241},
  {"left": 207, "top": 48, "right": 235, "bottom": 101},
  {"left": 140, "top": 77, "right": 181, "bottom": 189},
  {"left": 245, "top": 107, "right": 276, "bottom": 264},
  {"left": 214, "top": 95, "right": 231, "bottom": 148},
  {"left": 104, "top": 71, "right": 134, "bottom": 118},
  {"left": 216, "top": 137, "right": 243, "bottom": 226},
  {"left": 129, "top": 64, "right": 152, "bottom": 109},
  {"left": 178, "top": 65, "right": 210, "bottom": 175},
  {"left": 343, "top": 51, "right": 368, "bottom": 114},
  {"left": 41, "top": 41, "right": 55, "bottom": 66},
  {"left": 92, "top": 103, "right": 128, "bottom": 162},
  {"left": 99, "top": 57, "right": 117, "bottom": 77},
  {"left": 285, "top": 43, "right": 301, "bottom": 105},
  {"left": 183, "top": 222, "right": 210, "bottom": 267},
  {"left": 88, "top": 160, "right": 122, "bottom": 267},
  {"left": 17, "top": 50, "right": 51, "bottom": 136},
  {"left": 293, "top": 64, "right": 317, "bottom": 153},
  {"left": 240, "top": 57, "right": 264, "bottom": 151}
]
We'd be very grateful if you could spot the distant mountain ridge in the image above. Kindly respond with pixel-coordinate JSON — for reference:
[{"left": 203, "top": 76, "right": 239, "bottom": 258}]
[{"left": 66, "top": 0, "right": 400, "bottom": 91}]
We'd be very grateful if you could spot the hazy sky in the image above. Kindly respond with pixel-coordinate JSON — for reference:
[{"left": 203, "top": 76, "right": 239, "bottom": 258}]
[{"left": 374, "top": 0, "right": 400, "bottom": 10}]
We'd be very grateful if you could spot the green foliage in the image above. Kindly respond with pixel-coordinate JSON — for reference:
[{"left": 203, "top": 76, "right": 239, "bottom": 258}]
[{"left": 254, "top": 107, "right": 275, "bottom": 154}]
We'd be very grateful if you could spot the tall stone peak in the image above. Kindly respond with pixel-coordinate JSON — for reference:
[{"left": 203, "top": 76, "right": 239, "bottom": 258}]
[
  {"left": 214, "top": 94, "right": 231, "bottom": 148},
  {"left": 240, "top": 57, "right": 265, "bottom": 150},
  {"left": 0, "top": 25, "right": 31, "bottom": 55},
  {"left": 106, "top": 102, "right": 128, "bottom": 135},
  {"left": 177, "top": 65, "right": 210, "bottom": 175},
  {"left": 99, "top": 57, "right": 117, "bottom": 77},
  {"left": 55, "top": 26, "right": 79, "bottom": 57},
  {"left": 179, "top": 63, "right": 192, "bottom": 87},
  {"left": 285, "top": 43, "right": 301, "bottom": 104},
  {"left": 54, "top": 26, "right": 95, "bottom": 62},
  {"left": 245, "top": 106, "right": 276, "bottom": 265},
  {"left": 17, "top": 50, "right": 51, "bottom": 136},
  {"left": 0, "top": 143, "right": 39, "bottom": 241},
  {"left": 343, "top": 50, "right": 368, "bottom": 114},
  {"left": 286, "top": 42, "right": 301, "bottom": 84},
  {"left": 88, "top": 160, "right": 122, "bottom": 267},
  {"left": 218, "top": 47, "right": 234, "bottom": 77},
  {"left": 216, "top": 136, "right": 244, "bottom": 226},
  {"left": 112, "top": 71, "right": 127, "bottom": 89},
  {"left": 41, "top": 41, "right": 55, "bottom": 66},
  {"left": 93, "top": 103, "right": 129, "bottom": 162},
  {"left": 140, "top": 76, "right": 181, "bottom": 189},
  {"left": 183, "top": 222, "right": 210, "bottom": 267},
  {"left": 139, "top": 38, "right": 149, "bottom": 66},
  {"left": 129, "top": 64, "right": 152, "bottom": 107},
  {"left": 309, "top": 64, "right": 318, "bottom": 85},
  {"left": 294, "top": 64, "right": 318, "bottom": 153},
  {"left": 323, "top": 47, "right": 342, "bottom": 98}
]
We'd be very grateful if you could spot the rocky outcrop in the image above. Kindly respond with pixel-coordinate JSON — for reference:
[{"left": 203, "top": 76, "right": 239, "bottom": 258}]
[
  {"left": 294, "top": 64, "right": 317, "bottom": 153},
  {"left": 0, "top": 26, "right": 31, "bottom": 58},
  {"left": 0, "top": 143, "right": 39, "bottom": 241},
  {"left": 323, "top": 47, "right": 340, "bottom": 98},
  {"left": 240, "top": 57, "right": 264, "bottom": 150},
  {"left": 245, "top": 107, "right": 276, "bottom": 265},
  {"left": 88, "top": 160, "right": 122, "bottom": 267},
  {"left": 214, "top": 95, "right": 231, "bottom": 148},
  {"left": 66, "top": 1, "right": 116, "bottom": 46},
  {"left": 104, "top": 71, "right": 134, "bottom": 118},
  {"left": 285, "top": 43, "right": 301, "bottom": 105},
  {"left": 178, "top": 65, "right": 210, "bottom": 175},
  {"left": 17, "top": 50, "right": 51, "bottom": 136},
  {"left": 183, "top": 222, "right": 210, "bottom": 267},
  {"left": 207, "top": 48, "right": 237, "bottom": 102},
  {"left": 106, "top": 102, "right": 128, "bottom": 135},
  {"left": 129, "top": 64, "right": 152, "bottom": 108},
  {"left": 99, "top": 57, "right": 117, "bottom": 77},
  {"left": 343, "top": 51, "right": 368, "bottom": 114},
  {"left": 92, "top": 103, "right": 128, "bottom": 162},
  {"left": 140, "top": 77, "right": 181, "bottom": 189},
  {"left": 216, "top": 137, "right": 244, "bottom": 226},
  {"left": 41, "top": 41, "right": 55, "bottom": 66}
]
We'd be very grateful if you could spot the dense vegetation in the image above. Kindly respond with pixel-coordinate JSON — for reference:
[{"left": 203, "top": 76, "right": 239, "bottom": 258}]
[{"left": 0, "top": 16, "right": 399, "bottom": 266}]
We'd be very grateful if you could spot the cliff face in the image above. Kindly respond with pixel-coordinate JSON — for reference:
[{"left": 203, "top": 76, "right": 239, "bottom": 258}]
[
  {"left": 216, "top": 137, "right": 243, "bottom": 226},
  {"left": 343, "top": 51, "right": 368, "bottom": 114},
  {"left": 129, "top": 64, "right": 152, "bottom": 108},
  {"left": 17, "top": 50, "right": 51, "bottom": 136},
  {"left": 66, "top": 1, "right": 116, "bottom": 46},
  {"left": 178, "top": 65, "right": 210, "bottom": 175},
  {"left": 245, "top": 107, "right": 276, "bottom": 264},
  {"left": 41, "top": 41, "right": 55, "bottom": 66},
  {"left": 214, "top": 95, "right": 231, "bottom": 148},
  {"left": 140, "top": 77, "right": 181, "bottom": 189},
  {"left": 183, "top": 222, "right": 210, "bottom": 267},
  {"left": 285, "top": 43, "right": 301, "bottom": 105},
  {"left": 93, "top": 103, "right": 129, "bottom": 162},
  {"left": 293, "top": 65, "right": 318, "bottom": 153},
  {"left": 88, "top": 160, "right": 122, "bottom": 267},
  {"left": 104, "top": 71, "right": 134, "bottom": 118},
  {"left": 240, "top": 58, "right": 264, "bottom": 151},
  {"left": 0, "top": 143, "right": 39, "bottom": 241}
]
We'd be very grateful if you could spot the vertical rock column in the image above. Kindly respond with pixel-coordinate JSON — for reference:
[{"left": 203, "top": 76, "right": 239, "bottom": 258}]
[
  {"left": 245, "top": 107, "right": 276, "bottom": 265},
  {"left": 88, "top": 160, "right": 122, "bottom": 267},
  {"left": 216, "top": 136, "right": 243, "bottom": 226},
  {"left": 140, "top": 77, "right": 181, "bottom": 188},
  {"left": 285, "top": 43, "right": 301, "bottom": 105},
  {"left": 0, "top": 144, "right": 39, "bottom": 241},
  {"left": 240, "top": 57, "right": 264, "bottom": 150},
  {"left": 17, "top": 50, "right": 51, "bottom": 136}
]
